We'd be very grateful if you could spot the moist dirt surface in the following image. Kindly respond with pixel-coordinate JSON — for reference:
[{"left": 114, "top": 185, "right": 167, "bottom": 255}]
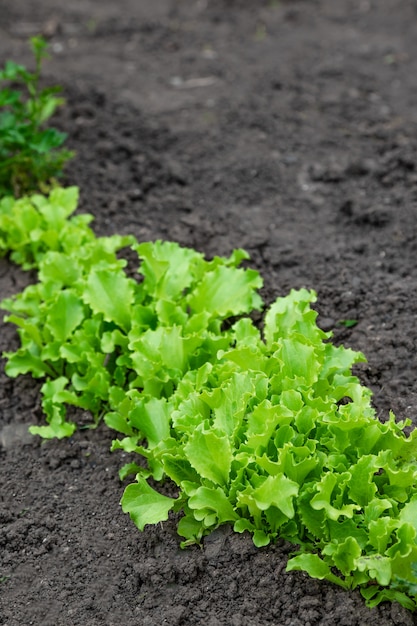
[{"left": 1, "top": 1, "right": 417, "bottom": 624}]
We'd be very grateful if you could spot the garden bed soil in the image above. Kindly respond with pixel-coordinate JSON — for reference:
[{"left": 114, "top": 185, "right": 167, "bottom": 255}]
[{"left": 1, "top": 1, "right": 417, "bottom": 624}]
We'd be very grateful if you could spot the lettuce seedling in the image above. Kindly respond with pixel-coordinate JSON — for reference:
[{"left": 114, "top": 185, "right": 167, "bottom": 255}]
[
  {"left": 1, "top": 188, "right": 263, "bottom": 438},
  {"left": 0, "top": 36, "right": 74, "bottom": 197},
  {"left": 116, "top": 289, "right": 417, "bottom": 611}
]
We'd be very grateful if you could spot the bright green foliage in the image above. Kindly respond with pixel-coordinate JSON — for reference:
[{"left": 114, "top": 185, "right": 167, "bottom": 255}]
[
  {"left": 121, "top": 476, "right": 176, "bottom": 531},
  {"left": 2, "top": 188, "right": 417, "bottom": 611},
  {"left": 109, "top": 289, "right": 417, "bottom": 612},
  {"left": 1, "top": 189, "right": 134, "bottom": 437},
  {"left": 0, "top": 186, "right": 92, "bottom": 268},
  {"left": 1, "top": 188, "right": 262, "bottom": 438},
  {"left": 0, "top": 36, "right": 73, "bottom": 197}
]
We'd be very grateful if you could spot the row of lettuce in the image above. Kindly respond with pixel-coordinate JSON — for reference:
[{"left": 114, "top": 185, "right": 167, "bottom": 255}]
[{"left": 1, "top": 187, "right": 417, "bottom": 610}]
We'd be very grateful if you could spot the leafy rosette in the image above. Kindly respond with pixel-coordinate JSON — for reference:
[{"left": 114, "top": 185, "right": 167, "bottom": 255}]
[
  {"left": 1, "top": 188, "right": 263, "bottom": 438},
  {"left": 115, "top": 290, "right": 417, "bottom": 611}
]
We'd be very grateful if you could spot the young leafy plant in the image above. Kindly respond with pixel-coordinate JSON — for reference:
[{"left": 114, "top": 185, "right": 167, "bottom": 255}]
[
  {"left": 0, "top": 36, "right": 74, "bottom": 197},
  {"left": 0, "top": 187, "right": 262, "bottom": 438},
  {"left": 113, "top": 289, "right": 417, "bottom": 611},
  {"left": 2, "top": 187, "right": 417, "bottom": 612}
]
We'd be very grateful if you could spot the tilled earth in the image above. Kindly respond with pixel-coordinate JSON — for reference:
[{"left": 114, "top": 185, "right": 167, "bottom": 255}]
[{"left": 1, "top": 1, "right": 417, "bottom": 624}]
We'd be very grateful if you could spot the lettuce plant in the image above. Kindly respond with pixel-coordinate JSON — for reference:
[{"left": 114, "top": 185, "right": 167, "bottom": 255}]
[
  {"left": 1, "top": 188, "right": 262, "bottom": 438},
  {"left": 114, "top": 289, "right": 417, "bottom": 611}
]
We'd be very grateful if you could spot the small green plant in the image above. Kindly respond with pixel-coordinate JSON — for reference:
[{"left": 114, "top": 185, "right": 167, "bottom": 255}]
[
  {"left": 0, "top": 36, "right": 74, "bottom": 197},
  {"left": 338, "top": 319, "right": 358, "bottom": 328},
  {"left": 0, "top": 187, "right": 261, "bottom": 438},
  {"left": 0, "top": 575, "right": 11, "bottom": 583}
]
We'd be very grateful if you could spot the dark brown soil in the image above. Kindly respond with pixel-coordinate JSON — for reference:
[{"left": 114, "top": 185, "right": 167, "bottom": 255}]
[{"left": 1, "top": 1, "right": 417, "bottom": 624}]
